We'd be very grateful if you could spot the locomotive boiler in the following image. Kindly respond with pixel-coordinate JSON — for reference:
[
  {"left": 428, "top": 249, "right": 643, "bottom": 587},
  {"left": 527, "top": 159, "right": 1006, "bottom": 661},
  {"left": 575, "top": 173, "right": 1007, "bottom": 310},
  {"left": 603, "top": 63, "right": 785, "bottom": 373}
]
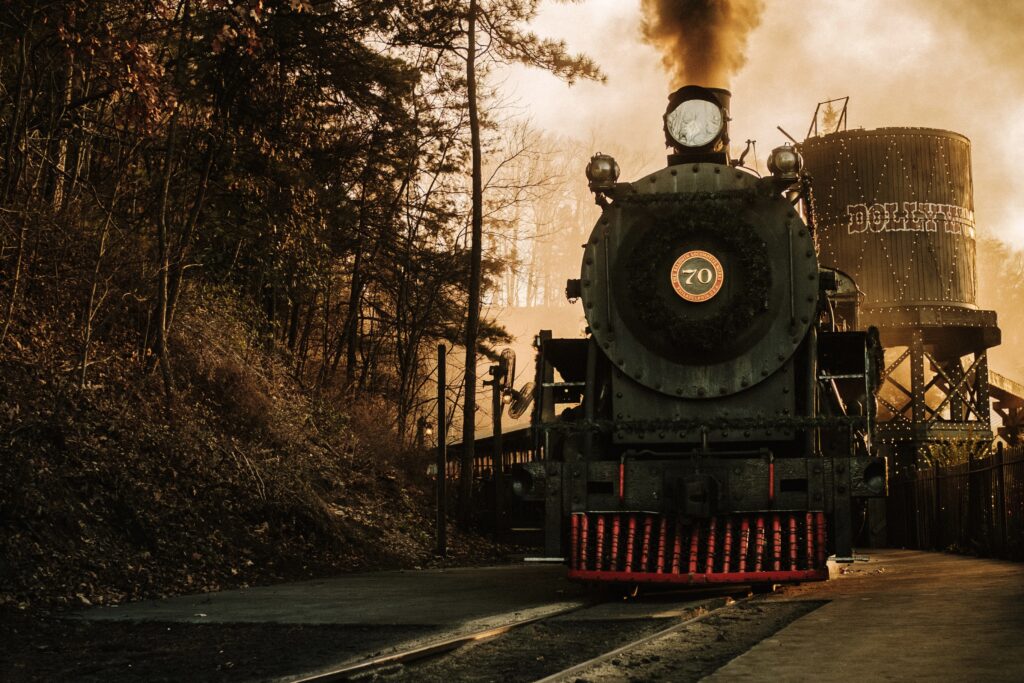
[{"left": 521, "top": 86, "right": 887, "bottom": 587}]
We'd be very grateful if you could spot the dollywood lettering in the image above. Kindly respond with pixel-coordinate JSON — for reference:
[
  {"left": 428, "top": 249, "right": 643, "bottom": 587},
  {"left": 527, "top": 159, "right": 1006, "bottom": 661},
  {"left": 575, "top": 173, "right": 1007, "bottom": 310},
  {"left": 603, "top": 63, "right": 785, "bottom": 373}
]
[{"left": 844, "top": 202, "right": 974, "bottom": 236}]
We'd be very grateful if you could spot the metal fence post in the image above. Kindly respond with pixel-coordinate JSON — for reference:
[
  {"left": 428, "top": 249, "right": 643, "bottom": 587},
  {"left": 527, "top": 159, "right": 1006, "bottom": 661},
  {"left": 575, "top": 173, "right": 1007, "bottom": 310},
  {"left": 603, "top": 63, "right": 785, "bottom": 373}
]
[
  {"left": 995, "top": 441, "right": 1007, "bottom": 558},
  {"left": 966, "top": 448, "right": 976, "bottom": 552},
  {"left": 933, "top": 462, "right": 942, "bottom": 550},
  {"left": 491, "top": 367, "right": 503, "bottom": 536},
  {"left": 436, "top": 344, "right": 447, "bottom": 557}
]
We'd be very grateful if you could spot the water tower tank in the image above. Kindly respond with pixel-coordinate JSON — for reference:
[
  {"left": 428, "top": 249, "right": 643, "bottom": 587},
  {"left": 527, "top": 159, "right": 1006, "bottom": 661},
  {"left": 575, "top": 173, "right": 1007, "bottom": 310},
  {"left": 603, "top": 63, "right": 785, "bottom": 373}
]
[{"left": 802, "top": 128, "right": 977, "bottom": 315}]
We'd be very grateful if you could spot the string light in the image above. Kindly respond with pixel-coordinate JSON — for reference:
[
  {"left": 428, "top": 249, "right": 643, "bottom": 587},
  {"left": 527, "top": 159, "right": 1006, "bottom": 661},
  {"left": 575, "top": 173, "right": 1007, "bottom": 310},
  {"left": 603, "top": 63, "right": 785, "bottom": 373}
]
[{"left": 804, "top": 128, "right": 996, "bottom": 457}]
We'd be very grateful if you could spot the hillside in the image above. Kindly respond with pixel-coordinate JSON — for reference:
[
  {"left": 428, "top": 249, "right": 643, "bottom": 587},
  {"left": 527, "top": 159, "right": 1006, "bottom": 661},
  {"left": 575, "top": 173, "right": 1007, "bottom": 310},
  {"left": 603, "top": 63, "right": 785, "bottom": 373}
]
[{"left": 0, "top": 290, "right": 505, "bottom": 610}]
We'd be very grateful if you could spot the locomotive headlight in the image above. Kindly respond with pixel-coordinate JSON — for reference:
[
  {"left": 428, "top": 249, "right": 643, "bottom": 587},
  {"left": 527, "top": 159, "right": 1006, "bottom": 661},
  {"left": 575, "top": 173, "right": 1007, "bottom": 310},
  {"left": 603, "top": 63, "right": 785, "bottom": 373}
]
[
  {"left": 768, "top": 144, "right": 803, "bottom": 180},
  {"left": 586, "top": 153, "right": 619, "bottom": 192},
  {"left": 665, "top": 99, "right": 724, "bottom": 148}
]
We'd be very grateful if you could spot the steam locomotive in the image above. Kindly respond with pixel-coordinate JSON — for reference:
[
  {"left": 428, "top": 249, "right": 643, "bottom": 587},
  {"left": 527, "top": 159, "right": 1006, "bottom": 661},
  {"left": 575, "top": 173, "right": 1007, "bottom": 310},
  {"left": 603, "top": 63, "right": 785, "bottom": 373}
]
[{"left": 519, "top": 86, "right": 887, "bottom": 586}]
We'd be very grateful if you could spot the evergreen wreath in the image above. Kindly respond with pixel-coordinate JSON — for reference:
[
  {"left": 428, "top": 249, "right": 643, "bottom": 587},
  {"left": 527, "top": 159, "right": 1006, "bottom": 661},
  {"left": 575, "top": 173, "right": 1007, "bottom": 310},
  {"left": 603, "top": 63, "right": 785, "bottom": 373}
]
[{"left": 620, "top": 194, "right": 772, "bottom": 356}]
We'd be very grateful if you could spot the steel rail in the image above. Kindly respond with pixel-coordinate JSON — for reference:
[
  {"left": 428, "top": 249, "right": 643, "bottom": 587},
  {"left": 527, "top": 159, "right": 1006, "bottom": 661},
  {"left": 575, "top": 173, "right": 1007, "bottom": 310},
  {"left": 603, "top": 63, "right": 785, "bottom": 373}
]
[
  {"left": 531, "top": 593, "right": 753, "bottom": 683},
  {"left": 285, "top": 602, "right": 590, "bottom": 682}
]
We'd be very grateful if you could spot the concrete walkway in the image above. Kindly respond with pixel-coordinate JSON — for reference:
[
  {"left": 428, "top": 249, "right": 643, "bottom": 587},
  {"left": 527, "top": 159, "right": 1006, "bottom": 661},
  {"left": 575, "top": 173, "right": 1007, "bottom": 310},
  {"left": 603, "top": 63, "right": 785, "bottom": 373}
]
[
  {"left": 79, "top": 564, "right": 585, "bottom": 626},
  {"left": 707, "top": 549, "right": 1024, "bottom": 682},
  {"left": 78, "top": 550, "right": 1024, "bottom": 681}
]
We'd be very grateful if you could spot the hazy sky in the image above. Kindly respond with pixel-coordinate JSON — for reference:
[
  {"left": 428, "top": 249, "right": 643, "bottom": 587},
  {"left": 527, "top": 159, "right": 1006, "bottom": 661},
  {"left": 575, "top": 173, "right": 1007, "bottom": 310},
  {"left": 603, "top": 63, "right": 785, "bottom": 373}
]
[
  {"left": 474, "top": 0, "right": 1024, "bottom": 433},
  {"left": 503, "top": 0, "right": 1024, "bottom": 246}
]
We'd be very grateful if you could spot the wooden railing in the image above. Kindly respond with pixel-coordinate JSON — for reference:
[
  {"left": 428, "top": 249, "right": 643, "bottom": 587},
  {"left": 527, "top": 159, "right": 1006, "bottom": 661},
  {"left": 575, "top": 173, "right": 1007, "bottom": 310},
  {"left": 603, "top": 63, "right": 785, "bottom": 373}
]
[{"left": 444, "top": 426, "right": 535, "bottom": 480}]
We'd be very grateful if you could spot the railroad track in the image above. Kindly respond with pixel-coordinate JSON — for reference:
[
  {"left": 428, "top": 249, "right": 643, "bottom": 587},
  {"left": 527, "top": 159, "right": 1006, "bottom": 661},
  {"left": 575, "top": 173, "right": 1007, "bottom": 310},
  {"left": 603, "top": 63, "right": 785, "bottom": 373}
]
[
  {"left": 285, "top": 601, "right": 591, "bottom": 682},
  {"left": 534, "top": 594, "right": 752, "bottom": 683},
  {"left": 284, "top": 587, "right": 752, "bottom": 682}
]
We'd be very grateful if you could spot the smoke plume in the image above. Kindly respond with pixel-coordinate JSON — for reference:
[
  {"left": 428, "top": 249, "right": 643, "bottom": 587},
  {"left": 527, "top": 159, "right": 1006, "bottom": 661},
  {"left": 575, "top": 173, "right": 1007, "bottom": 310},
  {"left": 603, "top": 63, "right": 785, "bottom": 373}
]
[{"left": 640, "top": 0, "right": 765, "bottom": 88}]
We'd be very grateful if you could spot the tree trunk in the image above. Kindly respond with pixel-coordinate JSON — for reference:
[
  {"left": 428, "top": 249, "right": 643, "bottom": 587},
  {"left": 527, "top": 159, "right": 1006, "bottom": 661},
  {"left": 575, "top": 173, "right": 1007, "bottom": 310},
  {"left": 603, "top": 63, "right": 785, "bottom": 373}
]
[
  {"left": 460, "top": 0, "right": 482, "bottom": 527},
  {"left": 154, "top": 110, "right": 177, "bottom": 415},
  {"left": 80, "top": 172, "right": 124, "bottom": 389},
  {"left": 166, "top": 138, "right": 215, "bottom": 334},
  {"left": 342, "top": 244, "right": 364, "bottom": 385},
  {"left": 53, "top": 56, "right": 74, "bottom": 210}
]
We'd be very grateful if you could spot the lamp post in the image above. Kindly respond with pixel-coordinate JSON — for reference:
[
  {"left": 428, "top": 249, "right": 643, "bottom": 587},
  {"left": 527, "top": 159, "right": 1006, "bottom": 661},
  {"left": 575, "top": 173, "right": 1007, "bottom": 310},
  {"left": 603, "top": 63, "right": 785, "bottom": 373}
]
[
  {"left": 484, "top": 356, "right": 508, "bottom": 535},
  {"left": 436, "top": 344, "right": 447, "bottom": 557}
]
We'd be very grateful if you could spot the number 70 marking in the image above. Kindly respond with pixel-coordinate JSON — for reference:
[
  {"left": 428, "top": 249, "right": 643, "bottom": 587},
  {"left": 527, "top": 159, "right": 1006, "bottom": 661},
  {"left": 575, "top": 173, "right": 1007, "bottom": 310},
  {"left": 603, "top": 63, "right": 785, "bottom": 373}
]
[{"left": 682, "top": 267, "right": 714, "bottom": 285}]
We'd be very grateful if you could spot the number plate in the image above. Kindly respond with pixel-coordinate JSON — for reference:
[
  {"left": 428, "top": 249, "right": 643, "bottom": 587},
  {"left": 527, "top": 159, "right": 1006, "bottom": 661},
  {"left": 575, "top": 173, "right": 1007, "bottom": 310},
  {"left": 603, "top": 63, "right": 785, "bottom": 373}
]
[{"left": 670, "top": 250, "right": 724, "bottom": 302}]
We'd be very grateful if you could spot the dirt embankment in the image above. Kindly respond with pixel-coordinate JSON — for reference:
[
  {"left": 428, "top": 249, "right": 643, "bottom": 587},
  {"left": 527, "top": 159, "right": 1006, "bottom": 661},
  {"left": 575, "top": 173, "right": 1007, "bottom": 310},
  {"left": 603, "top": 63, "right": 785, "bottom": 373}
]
[{"left": 0, "top": 299, "right": 506, "bottom": 611}]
